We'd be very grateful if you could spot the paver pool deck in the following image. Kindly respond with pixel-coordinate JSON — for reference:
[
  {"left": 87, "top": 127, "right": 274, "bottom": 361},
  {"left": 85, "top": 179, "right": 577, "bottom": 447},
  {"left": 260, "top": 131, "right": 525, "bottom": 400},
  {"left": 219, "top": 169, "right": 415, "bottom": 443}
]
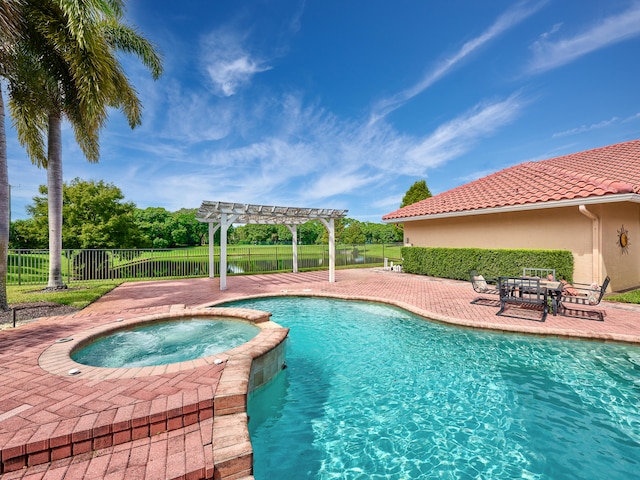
[{"left": 2, "top": 268, "right": 640, "bottom": 479}]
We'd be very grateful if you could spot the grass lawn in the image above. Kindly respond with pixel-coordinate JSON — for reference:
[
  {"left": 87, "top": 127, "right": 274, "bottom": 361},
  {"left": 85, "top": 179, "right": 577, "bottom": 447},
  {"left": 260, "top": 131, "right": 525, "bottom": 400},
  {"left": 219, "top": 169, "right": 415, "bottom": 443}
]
[
  {"left": 607, "top": 289, "right": 640, "bottom": 305},
  {"left": 7, "top": 281, "right": 122, "bottom": 309}
]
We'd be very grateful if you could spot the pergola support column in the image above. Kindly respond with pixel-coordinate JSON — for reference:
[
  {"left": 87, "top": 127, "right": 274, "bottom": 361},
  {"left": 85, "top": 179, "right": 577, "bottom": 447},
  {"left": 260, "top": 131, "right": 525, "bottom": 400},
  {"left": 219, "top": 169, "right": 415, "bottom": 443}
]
[
  {"left": 219, "top": 213, "right": 239, "bottom": 290},
  {"left": 285, "top": 224, "right": 298, "bottom": 273},
  {"left": 208, "top": 223, "right": 220, "bottom": 279},
  {"left": 320, "top": 218, "right": 336, "bottom": 283}
]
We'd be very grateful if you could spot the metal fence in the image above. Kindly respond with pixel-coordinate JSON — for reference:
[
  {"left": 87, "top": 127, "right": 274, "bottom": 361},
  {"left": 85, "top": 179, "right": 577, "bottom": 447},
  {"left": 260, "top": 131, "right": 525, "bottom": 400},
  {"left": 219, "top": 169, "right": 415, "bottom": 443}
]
[{"left": 6, "top": 244, "right": 404, "bottom": 286}]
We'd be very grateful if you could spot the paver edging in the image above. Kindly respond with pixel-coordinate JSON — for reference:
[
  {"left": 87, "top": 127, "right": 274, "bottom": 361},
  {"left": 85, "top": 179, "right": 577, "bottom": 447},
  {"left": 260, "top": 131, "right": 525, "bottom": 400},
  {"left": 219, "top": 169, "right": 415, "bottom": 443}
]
[{"left": 1, "top": 307, "right": 288, "bottom": 476}]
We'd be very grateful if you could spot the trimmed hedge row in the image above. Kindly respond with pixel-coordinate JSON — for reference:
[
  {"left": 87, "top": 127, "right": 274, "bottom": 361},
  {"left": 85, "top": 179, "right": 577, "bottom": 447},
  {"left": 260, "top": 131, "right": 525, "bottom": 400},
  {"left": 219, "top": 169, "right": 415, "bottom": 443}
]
[{"left": 401, "top": 247, "right": 574, "bottom": 283}]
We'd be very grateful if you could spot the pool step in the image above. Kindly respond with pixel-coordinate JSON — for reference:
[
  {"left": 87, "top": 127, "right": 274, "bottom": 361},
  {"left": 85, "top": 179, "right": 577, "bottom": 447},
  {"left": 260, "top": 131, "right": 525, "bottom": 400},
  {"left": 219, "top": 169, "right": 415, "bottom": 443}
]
[
  {"left": 0, "top": 312, "right": 289, "bottom": 478},
  {"left": 1, "top": 401, "right": 253, "bottom": 480}
]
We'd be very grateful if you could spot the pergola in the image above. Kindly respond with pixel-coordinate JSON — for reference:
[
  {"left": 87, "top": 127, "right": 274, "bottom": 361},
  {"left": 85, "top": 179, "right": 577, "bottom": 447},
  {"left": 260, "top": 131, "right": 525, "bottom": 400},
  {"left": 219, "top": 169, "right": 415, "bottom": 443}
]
[{"left": 196, "top": 201, "right": 348, "bottom": 290}]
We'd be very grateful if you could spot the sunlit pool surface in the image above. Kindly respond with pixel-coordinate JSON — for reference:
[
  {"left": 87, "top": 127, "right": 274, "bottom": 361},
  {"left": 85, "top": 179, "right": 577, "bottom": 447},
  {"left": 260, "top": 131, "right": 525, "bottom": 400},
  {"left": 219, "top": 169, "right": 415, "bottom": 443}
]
[
  {"left": 223, "top": 297, "right": 640, "bottom": 480},
  {"left": 71, "top": 318, "right": 259, "bottom": 368}
]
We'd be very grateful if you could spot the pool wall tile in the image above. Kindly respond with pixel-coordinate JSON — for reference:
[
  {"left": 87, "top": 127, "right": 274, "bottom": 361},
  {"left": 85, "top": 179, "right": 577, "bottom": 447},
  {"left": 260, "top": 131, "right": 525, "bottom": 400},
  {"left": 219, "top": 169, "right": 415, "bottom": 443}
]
[{"left": 248, "top": 338, "right": 287, "bottom": 392}]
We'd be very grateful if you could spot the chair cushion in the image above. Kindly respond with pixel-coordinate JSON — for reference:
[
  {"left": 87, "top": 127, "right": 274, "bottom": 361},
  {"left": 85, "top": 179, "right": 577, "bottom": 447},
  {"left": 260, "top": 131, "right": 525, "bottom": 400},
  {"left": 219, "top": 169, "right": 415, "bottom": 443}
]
[
  {"left": 561, "top": 280, "right": 578, "bottom": 296},
  {"left": 473, "top": 275, "right": 488, "bottom": 291}
]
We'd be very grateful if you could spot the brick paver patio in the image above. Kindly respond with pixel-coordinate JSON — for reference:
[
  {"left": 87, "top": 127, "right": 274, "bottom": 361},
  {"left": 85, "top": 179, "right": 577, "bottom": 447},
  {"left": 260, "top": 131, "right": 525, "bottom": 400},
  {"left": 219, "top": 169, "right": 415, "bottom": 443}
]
[{"left": 2, "top": 268, "right": 640, "bottom": 479}]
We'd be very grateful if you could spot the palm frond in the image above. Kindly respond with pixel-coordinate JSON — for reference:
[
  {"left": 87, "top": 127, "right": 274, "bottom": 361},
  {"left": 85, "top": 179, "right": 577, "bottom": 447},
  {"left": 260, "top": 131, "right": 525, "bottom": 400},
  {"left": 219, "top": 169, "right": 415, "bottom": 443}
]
[{"left": 102, "top": 19, "right": 163, "bottom": 79}]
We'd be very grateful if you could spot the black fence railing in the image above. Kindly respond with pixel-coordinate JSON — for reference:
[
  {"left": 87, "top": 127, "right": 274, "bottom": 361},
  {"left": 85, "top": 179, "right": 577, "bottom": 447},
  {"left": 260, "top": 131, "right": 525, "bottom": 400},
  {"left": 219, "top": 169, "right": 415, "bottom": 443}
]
[{"left": 6, "top": 244, "right": 404, "bottom": 286}]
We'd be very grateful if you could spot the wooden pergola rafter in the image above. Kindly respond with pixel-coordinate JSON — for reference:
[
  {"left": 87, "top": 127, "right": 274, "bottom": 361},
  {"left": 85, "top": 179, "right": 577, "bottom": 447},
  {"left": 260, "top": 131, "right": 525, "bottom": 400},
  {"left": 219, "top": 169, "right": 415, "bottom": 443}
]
[{"left": 196, "top": 201, "right": 348, "bottom": 290}]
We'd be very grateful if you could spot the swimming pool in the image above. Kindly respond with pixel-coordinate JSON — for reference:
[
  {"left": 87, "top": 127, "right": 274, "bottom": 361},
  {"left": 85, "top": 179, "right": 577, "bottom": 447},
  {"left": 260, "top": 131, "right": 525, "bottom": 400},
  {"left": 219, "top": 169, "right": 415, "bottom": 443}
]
[
  {"left": 71, "top": 317, "right": 259, "bottom": 368},
  {"left": 224, "top": 297, "right": 640, "bottom": 479}
]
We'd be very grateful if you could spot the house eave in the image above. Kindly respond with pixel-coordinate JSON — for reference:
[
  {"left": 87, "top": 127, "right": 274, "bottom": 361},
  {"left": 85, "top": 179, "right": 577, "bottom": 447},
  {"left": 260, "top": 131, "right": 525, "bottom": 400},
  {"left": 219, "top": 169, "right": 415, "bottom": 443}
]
[{"left": 382, "top": 193, "right": 640, "bottom": 224}]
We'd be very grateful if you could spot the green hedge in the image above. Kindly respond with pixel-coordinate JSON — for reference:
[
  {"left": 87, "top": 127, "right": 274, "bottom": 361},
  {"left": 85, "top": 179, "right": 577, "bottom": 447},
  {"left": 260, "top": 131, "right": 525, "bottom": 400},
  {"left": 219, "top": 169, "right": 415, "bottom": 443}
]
[{"left": 401, "top": 247, "right": 574, "bottom": 282}]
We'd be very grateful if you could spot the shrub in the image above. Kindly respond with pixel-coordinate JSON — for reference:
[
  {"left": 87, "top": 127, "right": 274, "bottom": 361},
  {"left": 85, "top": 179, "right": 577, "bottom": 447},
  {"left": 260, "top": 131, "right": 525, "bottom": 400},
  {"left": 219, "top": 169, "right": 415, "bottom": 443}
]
[{"left": 401, "top": 247, "right": 574, "bottom": 282}]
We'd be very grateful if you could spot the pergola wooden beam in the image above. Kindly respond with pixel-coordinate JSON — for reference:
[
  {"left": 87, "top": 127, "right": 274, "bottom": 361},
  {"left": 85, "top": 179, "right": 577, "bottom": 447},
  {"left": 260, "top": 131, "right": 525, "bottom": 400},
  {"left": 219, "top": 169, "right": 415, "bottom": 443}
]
[{"left": 196, "top": 201, "right": 348, "bottom": 290}]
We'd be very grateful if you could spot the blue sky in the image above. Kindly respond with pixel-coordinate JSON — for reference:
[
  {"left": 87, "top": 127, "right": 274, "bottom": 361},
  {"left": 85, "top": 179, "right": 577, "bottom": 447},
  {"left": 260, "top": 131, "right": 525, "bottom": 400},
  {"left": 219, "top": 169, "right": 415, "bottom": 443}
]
[{"left": 6, "top": 0, "right": 640, "bottom": 221}]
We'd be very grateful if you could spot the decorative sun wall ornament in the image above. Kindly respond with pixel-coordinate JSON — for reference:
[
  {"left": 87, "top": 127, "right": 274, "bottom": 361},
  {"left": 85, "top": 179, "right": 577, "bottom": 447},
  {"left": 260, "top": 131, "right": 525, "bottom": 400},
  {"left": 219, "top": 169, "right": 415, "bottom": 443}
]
[{"left": 617, "top": 225, "right": 630, "bottom": 254}]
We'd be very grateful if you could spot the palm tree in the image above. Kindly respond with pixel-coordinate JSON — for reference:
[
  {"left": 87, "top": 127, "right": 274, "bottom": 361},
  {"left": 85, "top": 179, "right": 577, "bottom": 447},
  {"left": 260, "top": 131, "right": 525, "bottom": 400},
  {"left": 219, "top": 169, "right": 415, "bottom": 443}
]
[
  {"left": 8, "top": 0, "right": 162, "bottom": 288},
  {"left": 0, "top": 87, "right": 11, "bottom": 310},
  {"left": 0, "top": 0, "right": 25, "bottom": 310}
]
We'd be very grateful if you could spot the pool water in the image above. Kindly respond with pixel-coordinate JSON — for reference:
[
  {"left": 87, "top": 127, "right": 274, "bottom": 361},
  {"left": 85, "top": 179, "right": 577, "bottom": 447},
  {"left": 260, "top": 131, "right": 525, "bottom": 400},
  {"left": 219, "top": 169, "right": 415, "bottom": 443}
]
[
  {"left": 71, "top": 318, "right": 259, "bottom": 368},
  {"left": 224, "top": 297, "right": 640, "bottom": 480}
]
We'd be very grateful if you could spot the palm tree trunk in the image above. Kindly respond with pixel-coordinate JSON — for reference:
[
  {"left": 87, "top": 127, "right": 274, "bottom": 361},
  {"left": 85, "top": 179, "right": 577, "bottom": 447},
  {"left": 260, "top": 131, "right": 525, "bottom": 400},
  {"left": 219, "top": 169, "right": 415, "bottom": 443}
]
[
  {"left": 47, "top": 112, "right": 66, "bottom": 289},
  {"left": 0, "top": 85, "right": 10, "bottom": 309}
]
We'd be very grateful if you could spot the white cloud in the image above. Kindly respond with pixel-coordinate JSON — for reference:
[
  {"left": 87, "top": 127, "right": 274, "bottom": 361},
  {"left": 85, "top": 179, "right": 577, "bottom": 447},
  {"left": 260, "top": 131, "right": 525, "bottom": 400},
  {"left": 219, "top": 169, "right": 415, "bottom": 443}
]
[
  {"left": 201, "top": 27, "right": 272, "bottom": 96},
  {"left": 303, "top": 170, "right": 384, "bottom": 201},
  {"left": 404, "top": 94, "right": 524, "bottom": 173},
  {"left": 528, "top": 2, "right": 640, "bottom": 73},
  {"left": 622, "top": 111, "right": 640, "bottom": 123},
  {"left": 188, "top": 92, "right": 525, "bottom": 205},
  {"left": 370, "top": 194, "right": 405, "bottom": 209},
  {"left": 551, "top": 111, "right": 640, "bottom": 138},
  {"left": 538, "top": 22, "right": 563, "bottom": 41},
  {"left": 369, "top": 1, "right": 544, "bottom": 123},
  {"left": 552, "top": 117, "right": 619, "bottom": 138}
]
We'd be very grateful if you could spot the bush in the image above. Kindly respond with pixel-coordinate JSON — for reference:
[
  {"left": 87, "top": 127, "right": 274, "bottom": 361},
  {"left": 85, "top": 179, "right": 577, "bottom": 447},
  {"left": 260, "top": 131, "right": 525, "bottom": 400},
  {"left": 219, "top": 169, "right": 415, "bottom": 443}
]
[{"left": 401, "top": 247, "right": 574, "bottom": 282}]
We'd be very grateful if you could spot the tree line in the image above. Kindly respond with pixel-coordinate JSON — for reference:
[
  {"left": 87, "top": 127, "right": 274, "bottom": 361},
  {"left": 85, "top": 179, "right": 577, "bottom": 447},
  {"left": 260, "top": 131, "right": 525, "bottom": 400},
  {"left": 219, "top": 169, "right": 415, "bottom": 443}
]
[{"left": 9, "top": 178, "right": 403, "bottom": 249}]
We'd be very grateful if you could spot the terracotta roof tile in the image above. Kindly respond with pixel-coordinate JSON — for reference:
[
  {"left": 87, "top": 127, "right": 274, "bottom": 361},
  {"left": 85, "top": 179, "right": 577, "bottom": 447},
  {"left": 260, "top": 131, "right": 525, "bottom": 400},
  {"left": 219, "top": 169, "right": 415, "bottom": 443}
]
[{"left": 383, "top": 139, "right": 640, "bottom": 220}]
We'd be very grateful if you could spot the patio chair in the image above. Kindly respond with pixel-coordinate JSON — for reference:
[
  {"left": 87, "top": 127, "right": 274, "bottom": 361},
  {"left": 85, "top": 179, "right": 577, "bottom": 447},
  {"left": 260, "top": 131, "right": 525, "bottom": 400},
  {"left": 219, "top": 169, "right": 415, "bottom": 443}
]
[
  {"left": 523, "top": 268, "right": 556, "bottom": 280},
  {"left": 469, "top": 269, "right": 500, "bottom": 305},
  {"left": 557, "top": 276, "right": 610, "bottom": 321}
]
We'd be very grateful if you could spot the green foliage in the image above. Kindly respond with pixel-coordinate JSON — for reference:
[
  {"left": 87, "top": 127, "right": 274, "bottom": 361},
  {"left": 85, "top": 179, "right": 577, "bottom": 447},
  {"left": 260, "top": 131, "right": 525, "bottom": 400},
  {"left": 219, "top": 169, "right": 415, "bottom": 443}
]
[
  {"left": 170, "top": 208, "right": 209, "bottom": 246},
  {"left": 400, "top": 179, "right": 432, "bottom": 208},
  {"left": 27, "top": 178, "right": 146, "bottom": 249},
  {"left": 298, "top": 221, "right": 325, "bottom": 245},
  {"left": 233, "top": 224, "right": 281, "bottom": 244},
  {"left": 134, "top": 207, "right": 208, "bottom": 247},
  {"left": 9, "top": 219, "right": 42, "bottom": 248},
  {"left": 342, "top": 220, "right": 366, "bottom": 244},
  {"left": 401, "top": 247, "right": 574, "bottom": 282},
  {"left": 360, "top": 221, "right": 403, "bottom": 243},
  {"left": 134, "top": 207, "right": 171, "bottom": 246}
]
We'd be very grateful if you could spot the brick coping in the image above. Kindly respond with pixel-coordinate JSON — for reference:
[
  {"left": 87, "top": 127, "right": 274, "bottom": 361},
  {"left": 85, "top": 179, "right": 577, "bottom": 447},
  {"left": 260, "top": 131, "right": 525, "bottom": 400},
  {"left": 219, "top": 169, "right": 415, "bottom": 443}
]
[{"left": 1, "top": 306, "right": 289, "bottom": 478}]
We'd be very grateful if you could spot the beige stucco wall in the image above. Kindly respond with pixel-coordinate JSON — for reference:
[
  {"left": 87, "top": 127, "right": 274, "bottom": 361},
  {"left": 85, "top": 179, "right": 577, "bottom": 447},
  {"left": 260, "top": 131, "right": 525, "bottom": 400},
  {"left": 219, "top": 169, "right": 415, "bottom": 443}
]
[
  {"left": 598, "top": 202, "right": 640, "bottom": 292},
  {"left": 401, "top": 202, "right": 640, "bottom": 291}
]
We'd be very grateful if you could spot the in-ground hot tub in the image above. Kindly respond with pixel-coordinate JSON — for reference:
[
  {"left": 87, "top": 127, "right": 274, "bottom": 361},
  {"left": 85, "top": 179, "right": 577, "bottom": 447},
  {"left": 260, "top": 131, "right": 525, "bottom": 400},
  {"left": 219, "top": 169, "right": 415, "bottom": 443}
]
[
  {"left": 71, "top": 317, "right": 260, "bottom": 368},
  {"left": 39, "top": 307, "right": 288, "bottom": 389}
]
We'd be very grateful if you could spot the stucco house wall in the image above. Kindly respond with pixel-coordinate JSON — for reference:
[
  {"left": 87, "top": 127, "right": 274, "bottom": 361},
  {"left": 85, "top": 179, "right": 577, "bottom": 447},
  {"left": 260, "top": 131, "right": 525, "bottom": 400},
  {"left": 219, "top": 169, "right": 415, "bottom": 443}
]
[
  {"left": 402, "top": 202, "right": 640, "bottom": 291},
  {"left": 599, "top": 202, "right": 640, "bottom": 291}
]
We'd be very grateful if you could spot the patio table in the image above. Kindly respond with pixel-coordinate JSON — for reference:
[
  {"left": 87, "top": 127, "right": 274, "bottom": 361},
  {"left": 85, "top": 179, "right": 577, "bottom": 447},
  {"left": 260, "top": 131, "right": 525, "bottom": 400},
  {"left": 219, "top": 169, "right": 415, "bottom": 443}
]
[
  {"left": 501, "top": 277, "right": 563, "bottom": 316},
  {"left": 539, "top": 279, "right": 562, "bottom": 315}
]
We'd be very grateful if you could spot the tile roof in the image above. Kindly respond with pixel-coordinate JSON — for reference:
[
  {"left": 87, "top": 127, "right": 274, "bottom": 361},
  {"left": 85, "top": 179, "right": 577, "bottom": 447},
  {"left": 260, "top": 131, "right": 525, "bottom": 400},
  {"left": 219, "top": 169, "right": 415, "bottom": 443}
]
[{"left": 383, "top": 139, "right": 640, "bottom": 221}]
